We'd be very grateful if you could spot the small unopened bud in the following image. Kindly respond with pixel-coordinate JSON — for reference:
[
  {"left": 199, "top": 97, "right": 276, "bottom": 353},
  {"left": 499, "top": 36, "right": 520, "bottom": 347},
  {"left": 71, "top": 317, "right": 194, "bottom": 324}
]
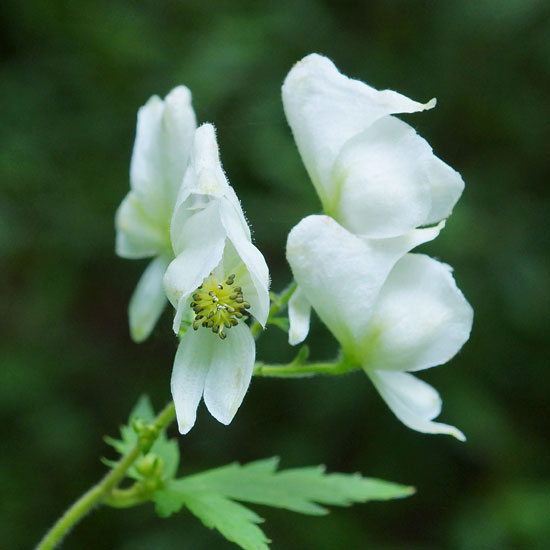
[
  {"left": 132, "top": 418, "right": 160, "bottom": 454},
  {"left": 135, "top": 453, "right": 164, "bottom": 478}
]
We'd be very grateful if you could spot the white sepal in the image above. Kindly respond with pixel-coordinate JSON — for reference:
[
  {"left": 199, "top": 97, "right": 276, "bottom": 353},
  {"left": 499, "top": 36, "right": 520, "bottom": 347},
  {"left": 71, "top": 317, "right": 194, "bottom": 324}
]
[
  {"left": 286, "top": 215, "right": 435, "bottom": 352},
  {"left": 203, "top": 323, "right": 256, "bottom": 425},
  {"left": 363, "top": 254, "right": 473, "bottom": 372},
  {"left": 219, "top": 200, "right": 270, "bottom": 327},
  {"left": 115, "top": 191, "right": 168, "bottom": 259},
  {"left": 129, "top": 255, "right": 171, "bottom": 342},
  {"left": 367, "top": 370, "right": 466, "bottom": 441},
  {"left": 171, "top": 124, "right": 250, "bottom": 254},
  {"left": 171, "top": 329, "right": 211, "bottom": 435},
  {"left": 282, "top": 53, "right": 435, "bottom": 208},
  {"left": 288, "top": 286, "right": 312, "bottom": 345},
  {"left": 130, "top": 87, "right": 196, "bottom": 224}
]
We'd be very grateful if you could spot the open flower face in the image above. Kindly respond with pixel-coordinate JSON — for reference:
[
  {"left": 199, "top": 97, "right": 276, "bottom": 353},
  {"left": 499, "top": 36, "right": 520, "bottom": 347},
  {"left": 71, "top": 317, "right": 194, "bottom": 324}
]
[
  {"left": 164, "top": 123, "right": 270, "bottom": 434},
  {"left": 286, "top": 215, "right": 473, "bottom": 439},
  {"left": 115, "top": 86, "right": 197, "bottom": 342},
  {"left": 282, "top": 54, "right": 464, "bottom": 239}
]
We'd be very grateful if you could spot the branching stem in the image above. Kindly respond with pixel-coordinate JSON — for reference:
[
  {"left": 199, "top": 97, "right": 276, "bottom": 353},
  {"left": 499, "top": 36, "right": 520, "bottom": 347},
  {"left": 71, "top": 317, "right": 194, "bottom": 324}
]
[{"left": 35, "top": 402, "right": 176, "bottom": 550}]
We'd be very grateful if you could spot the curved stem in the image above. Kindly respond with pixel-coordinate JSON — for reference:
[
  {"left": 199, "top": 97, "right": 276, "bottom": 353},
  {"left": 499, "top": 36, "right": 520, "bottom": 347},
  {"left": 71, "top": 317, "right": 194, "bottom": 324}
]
[{"left": 36, "top": 402, "right": 176, "bottom": 550}]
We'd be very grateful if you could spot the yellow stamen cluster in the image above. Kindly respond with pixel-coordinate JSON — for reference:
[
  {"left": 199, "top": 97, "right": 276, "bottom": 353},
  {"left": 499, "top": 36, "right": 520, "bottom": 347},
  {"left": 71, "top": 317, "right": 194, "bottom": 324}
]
[{"left": 190, "top": 273, "right": 250, "bottom": 340}]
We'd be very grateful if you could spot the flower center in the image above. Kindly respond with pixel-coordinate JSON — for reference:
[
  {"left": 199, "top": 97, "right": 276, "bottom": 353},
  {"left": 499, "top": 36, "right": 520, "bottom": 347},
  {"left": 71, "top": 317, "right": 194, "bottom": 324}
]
[{"left": 190, "top": 273, "right": 250, "bottom": 340}]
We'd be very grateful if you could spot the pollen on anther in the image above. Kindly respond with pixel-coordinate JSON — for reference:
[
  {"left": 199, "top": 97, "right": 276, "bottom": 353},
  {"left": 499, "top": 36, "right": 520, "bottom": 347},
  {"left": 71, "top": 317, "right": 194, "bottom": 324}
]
[{"left": 188, "top": 273, "right": 249, "bottom": 341}]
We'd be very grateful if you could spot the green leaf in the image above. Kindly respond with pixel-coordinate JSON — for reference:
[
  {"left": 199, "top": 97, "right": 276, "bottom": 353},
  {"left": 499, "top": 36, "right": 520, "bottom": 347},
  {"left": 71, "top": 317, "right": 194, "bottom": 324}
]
[
  {"left": 154, "top": 487, "right": 269, "bottom": 550},
  {"left": 185, "top": 493, "right": 269, "bottom": 550},
  {"left": 173, "top": 457, "right": 413, "bottom": 515},
  {"left": 104, "top": 395, "right": 179, "bottom": 481},
  {"left": 154, "top": 457, "right": 414, "bottom": 549},
  {"left": 154, "top": 484, "right": 187, "bottom": 518}
]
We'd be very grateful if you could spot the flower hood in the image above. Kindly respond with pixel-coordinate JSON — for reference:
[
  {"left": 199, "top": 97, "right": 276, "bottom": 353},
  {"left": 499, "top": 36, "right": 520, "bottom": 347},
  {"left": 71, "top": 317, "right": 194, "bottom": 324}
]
[{"left": 282, "top": 54, "right": 464, "bottom": 239}]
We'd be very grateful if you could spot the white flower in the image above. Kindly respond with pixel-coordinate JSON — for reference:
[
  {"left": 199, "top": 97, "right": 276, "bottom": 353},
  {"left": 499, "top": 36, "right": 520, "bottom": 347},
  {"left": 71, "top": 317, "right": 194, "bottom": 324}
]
[
  {"left": 287, "top": 215, "right": 473, "bottom": 440},
  {"left": 115, "top": 86, "right": 197, "bottom": 342},
  {"left": 282, "top": 53, "right": 464, "bottom": 239},
  {"left": 163, "top": 123, "right": 270, "bottom": 434}
]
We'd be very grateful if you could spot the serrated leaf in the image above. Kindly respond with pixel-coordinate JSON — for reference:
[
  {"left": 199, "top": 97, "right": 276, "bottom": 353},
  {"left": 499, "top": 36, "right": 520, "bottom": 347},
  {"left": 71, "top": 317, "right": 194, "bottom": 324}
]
[
  {"left": 171, "top": 457, "right": 413, "bottom": 516},
  {"left": 154, "top": 487, "right": 269, "bottom": 550},
  {"left": 104, "top": 395, "right": 180, "bottom": 481},
  {"left": 184, "top": 493, "right": 269, "bottom": 550},
  {"left": 155, "top": 459, "right": 414, "bottom": 550},
  {"left": 156, "top": 458, "right": 413, "bottom": 549},
  {"left": 154, "top": 484, "right": 187, "bottom": 518}
]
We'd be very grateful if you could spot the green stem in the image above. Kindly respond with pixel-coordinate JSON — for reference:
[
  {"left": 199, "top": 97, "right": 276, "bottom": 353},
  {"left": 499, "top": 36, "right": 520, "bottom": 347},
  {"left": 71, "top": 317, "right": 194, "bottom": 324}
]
[
  {"left": 254, "top": 359, "right": 359, "bottom": 378},
  {"left": 250, "top": 281, "right": 297, "bottom": 337},
  {"left": 36, "top": 402, "right": 176, "bottom": 550},
  {"left": 102, "top": 484, "right": 151, "bottom": 509}
]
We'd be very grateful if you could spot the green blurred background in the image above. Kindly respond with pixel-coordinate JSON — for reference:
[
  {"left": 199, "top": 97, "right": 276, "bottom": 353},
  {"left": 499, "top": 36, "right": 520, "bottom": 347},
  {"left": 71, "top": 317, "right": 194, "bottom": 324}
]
[{"left": 2, "top": 1, "right": 549, "bottom": 548}]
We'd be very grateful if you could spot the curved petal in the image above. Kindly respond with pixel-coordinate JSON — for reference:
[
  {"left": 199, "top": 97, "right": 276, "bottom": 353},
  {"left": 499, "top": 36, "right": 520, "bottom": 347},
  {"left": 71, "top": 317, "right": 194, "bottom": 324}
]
[
  {"left": 171, "top": 329, "right": 210, "bottom": 434},
  {"left": 367, "top": 221, "right": 444, "bottom": 255},
  {"left": 286, "top": 216, "right": 436, "bottom": 353},
  {"left": 130, "top": 87, "right": 196, "bottom": 223},
  {"left": 161, "top": 86, "right": 198, "bottom": 199},
  {"left": 288, "top": 285, "right": 311, "bottom": 345},
  {"left": 282, "top": 53, "right": 435, "bottom": 207},
  {"left": 171, "top": 186, "right": 225, "bottom": 257},
  {"left": 219, "top": 200, "right": 270, "bottom": 326},
  {"left": 128, "top": 255, "right": 171, "bottom": 342},
  {"left": 332, "top": 117, "right": 432, "bottom": 238},
  {"left": 367, "top": 370, "right": 465, "bottom": 440},
  {"left": 423, "top": 153, "right": 465, "bottom": 225},
  {"left": 163, "top": 203, "right": 226, "bottom": 333},
  {"left": 363, "top": 254, "right": 473, "bottom": 372},
  {"left": 115, "top": 191, "right": 169, "bottom": 259},
  {"left": 203, "top": 323, "right": 256, "bottom": 425},
  {"left": 171, "top": 124, "right": 250, "bottom": 253}
]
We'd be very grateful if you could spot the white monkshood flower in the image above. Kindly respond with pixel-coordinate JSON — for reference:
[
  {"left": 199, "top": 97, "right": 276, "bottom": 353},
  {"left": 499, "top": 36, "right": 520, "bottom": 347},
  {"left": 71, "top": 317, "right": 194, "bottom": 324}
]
[
  {"left": 287, "top": 215, "right": 473, "bottom": 439},
  {"left": 163, "top": 123, "right": 270, "bottom": 435},
  {"left": 282, "top": 53, "right": 465, "bottom": 239},
  {"left": 115, "top": 86, "right": 197, "bottom": 342}
]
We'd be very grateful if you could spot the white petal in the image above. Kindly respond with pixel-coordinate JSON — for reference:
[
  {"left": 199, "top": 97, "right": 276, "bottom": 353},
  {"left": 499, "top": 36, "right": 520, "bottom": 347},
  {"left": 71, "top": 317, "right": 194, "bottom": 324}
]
[
  {"left": 282, "top": 53, "right": 435, "bottom": 208},
  {"left": 367, "top": 370, "right": 465, "bottom": 440},
  {"left": 288, "top": 285, "right": 311, "bottom": 345},
  {"left": 161, "top": 86, "right": 198, "bottom": 197},
  {"left": 115, "top": 191, "right": 169, "bottom": 259},
  {"left": 130, "top": 88, "right": 196, "bottom": 224},
  {"left": 171, "top": 329, "right": 210, "bottom": 434},
  {"left": 364, "top": 254, "right": 473, "bottom": 372},
  {"left": 367, "top": 221, "right": 444, "bottom": 255},
  {"left": 163, "top": 203, "right": 226, "bottom": 333},
  {"left": 286, "top": 216, "right": 435, "bottom": 354},
  {"left": 203, "top": 323, "right": 256, "bottom": 425},
  {"left": 331, "top": 117, "right": 432, "bottom": 238},
  {"left": 423, "top": 154, "right": 465, "bottom": 225},
  {"left": 128, "top": 255, "right": 171, "bottom": 342},
  {"left": 219, "top": 200, "right": 270, "bottom": 326},
  {"left": 170, "top": 124, "right": 250, "bottom": 253},
  {"left": 170, "top": 183, "right": 226, "bottom": 257}
]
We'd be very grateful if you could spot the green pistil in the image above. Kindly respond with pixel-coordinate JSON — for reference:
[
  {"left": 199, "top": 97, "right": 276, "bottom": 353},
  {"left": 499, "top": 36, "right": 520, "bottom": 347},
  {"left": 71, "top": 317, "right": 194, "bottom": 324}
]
[{"left": 190, "top": 273, "right": 250, "bottom": 340}]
